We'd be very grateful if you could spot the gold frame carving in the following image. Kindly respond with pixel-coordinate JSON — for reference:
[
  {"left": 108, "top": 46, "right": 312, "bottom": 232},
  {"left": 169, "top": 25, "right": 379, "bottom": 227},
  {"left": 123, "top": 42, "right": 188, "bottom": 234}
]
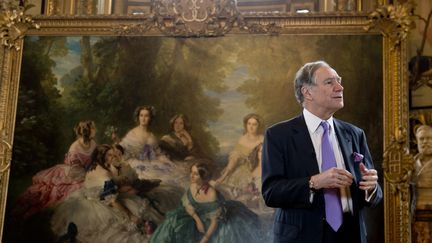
[
  {"left": 366, "top": 2, "right": 416, "bottom": 242},
  {"left": 0, "top": 1, "right": 416, "bottom": 242}
]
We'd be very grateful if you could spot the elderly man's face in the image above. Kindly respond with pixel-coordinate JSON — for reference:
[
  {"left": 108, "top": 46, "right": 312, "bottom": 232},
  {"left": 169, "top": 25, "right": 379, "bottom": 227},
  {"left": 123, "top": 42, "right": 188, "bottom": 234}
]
[
  {"left": 306, "top": 66, "right": 344, "bottom": 117},
  {"left": 417, "top": 128, "right": 432, "bottom": 156}
]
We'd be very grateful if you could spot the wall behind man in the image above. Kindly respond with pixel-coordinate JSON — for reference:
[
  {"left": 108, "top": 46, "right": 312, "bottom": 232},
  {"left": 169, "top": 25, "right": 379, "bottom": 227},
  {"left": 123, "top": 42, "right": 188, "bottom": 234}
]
[
  {"left": 26, "top": 0, "right": 43, "bottom": 15},
  {"left": 408, "top": 1, "right": 432, "bottom": 58}
]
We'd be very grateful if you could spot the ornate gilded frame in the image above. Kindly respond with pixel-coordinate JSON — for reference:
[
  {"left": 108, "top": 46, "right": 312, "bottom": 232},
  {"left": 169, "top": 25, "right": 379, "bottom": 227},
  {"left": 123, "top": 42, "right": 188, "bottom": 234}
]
[{"left": 0, "top": 1, "right": 416, "bottom": 242}]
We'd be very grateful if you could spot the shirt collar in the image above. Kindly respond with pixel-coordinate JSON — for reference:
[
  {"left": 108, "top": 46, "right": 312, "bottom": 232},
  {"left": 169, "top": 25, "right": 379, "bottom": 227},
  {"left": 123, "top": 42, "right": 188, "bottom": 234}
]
[{"left": 303, "top": 108, "right": 334, "bottom": 134}]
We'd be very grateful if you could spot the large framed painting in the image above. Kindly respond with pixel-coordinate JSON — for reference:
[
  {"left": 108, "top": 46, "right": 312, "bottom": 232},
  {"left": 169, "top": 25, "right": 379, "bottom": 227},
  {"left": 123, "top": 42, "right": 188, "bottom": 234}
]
[{"left": 0, "top": 1, "right": 414, "bottom": 243}]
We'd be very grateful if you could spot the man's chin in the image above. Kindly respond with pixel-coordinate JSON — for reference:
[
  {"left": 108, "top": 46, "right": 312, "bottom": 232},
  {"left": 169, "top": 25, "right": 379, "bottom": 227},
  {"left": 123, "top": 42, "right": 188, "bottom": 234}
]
[{"left": 333, "top": 103, "right": 344, "bottom": 110}]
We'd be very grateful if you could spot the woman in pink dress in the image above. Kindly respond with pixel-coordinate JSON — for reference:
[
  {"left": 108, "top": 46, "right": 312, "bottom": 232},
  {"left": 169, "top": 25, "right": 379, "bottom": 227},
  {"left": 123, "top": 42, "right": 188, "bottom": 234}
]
[{"left": 12, "top": 120, "right": 97, "bottom": 219}]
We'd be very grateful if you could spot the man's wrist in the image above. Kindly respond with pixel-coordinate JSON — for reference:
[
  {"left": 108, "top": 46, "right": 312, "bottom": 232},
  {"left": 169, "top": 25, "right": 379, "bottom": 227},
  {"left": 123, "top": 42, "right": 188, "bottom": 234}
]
[
  {"left": 368, "top": 183, "right": 376, "bottom": 192},
  {"left": 365, "top": 184, "right": 378, "bottom": 202},
  {"left": 309, "top": 176, "right": 317, "bottom": 192}
]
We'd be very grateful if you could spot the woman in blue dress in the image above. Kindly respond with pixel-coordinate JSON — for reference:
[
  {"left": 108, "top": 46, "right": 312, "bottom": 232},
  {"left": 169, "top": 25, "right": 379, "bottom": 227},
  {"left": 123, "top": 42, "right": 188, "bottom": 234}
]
[{"left": 150, "top": 162, "right": 262, "bottom": 243}]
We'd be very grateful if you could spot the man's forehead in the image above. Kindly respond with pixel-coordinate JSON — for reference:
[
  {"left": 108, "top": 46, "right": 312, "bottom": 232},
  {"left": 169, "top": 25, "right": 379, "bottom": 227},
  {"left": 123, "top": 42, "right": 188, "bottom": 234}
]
[{"left": 315, "top": 66, "right": 339, "bottom": 80}]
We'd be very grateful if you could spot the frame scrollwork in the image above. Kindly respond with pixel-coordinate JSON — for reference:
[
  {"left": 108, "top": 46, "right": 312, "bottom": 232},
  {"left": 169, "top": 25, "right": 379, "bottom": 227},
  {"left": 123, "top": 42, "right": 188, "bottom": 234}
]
[
  {"left": 366, "top": 1, "right": 416, "bottom": 49},
  {"left": 0, "top": 1, "right": 39, "bottom": 50},
  {"left": 0, "top": 125, "right": 12, "bottom": 174},
  {"left": 113, "top": 0, "right": 281, "bottom": 37}
]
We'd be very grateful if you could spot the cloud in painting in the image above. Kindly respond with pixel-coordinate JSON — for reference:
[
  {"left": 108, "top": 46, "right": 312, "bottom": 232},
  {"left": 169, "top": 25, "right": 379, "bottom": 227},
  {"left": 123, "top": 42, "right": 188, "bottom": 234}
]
[{"left": 51, "top": 37, "right": 87, "bottom": 90}]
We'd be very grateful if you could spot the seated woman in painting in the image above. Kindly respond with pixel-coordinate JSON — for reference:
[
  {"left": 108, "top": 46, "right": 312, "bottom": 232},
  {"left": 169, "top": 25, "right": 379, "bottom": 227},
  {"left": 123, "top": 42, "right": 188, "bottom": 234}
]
[
  {"left": 111, "top": 144, "right": 183, "bottom": 215},
  {"left": 215, "top": 113, "right": 264, "bottom": 189},
  {"left": 12, "top": 120, "right": 97, "bottom": 219},
  {"left": 51, "top": 144, "right": 162, "bottom": 243},
  {"left": 150, "top": 162, "right": 262, "bottom": 243},
  {"left": 159, "top": 114, "right": 198, "bottom": 161},
  {"left": 212, "top": 142, "right": 272, "bottom": 214},
  {"left": 248, "top": 142, "right": 263, "bottom": 185},
  {"left": 236, "top": 143, "right": 264, "bottom": 207},
  {"left": 240, "top": 143, "right": 273, "bottom": 213},
  {"left": 117, "top": 106, "right": 188, "bottom": 187}
]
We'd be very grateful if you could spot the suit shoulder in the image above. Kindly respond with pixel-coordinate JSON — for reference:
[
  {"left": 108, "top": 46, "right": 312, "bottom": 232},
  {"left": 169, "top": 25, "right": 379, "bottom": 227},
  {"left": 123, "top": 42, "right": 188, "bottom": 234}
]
[
  {"left": 266, "top": 116, "right": 301, "bottom": 135},
  {"left": 335, "top": 119, "right": 364, "bottom": 134},
  {"left": 267, "top": 117, "right": 296, "bottom": 129}
]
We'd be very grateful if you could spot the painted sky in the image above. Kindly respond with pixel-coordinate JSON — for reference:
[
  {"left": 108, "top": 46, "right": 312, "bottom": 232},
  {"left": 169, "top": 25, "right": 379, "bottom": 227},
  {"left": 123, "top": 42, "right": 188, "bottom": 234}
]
[
  {"left": 51, "top": 37, "right": 81, "bottom": 84},
  {"left": 207, "top": 64, "right": 254, "bottom": 155}
]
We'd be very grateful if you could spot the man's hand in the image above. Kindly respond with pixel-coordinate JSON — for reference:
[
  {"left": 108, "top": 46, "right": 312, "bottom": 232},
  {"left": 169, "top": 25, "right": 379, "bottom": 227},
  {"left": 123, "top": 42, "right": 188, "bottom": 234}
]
[
  {"left": 311, "top": 168, "right": 353, "bottom": 189},
  {"left": 358, "top": 163, "right": 378, "bottom": 192}
]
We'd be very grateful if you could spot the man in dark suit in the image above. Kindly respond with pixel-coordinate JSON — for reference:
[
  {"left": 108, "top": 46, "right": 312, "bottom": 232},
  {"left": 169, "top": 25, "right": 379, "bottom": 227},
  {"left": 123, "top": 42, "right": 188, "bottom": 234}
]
[{"left": 262, "top": 61, "right": 382, "bottom": 243}]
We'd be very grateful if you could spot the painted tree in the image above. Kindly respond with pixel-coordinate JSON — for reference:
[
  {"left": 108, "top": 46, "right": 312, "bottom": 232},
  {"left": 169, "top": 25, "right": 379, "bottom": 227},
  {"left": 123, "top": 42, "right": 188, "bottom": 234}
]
[
  {"left": 236, "top": 36, "right": 304, "bottom": 126},
  {"left": 12, "top": 36, "right": 68, "bottom": 176},
  {"left": 60, "top": 37, "right": 231, "bottom": 159}
]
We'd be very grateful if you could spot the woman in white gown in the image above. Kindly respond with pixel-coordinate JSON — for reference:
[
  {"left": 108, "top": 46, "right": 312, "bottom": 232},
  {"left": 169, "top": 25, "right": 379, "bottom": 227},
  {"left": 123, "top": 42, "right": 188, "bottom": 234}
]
[
  {"left": 51, "top": 144, "right": 161, "bottom": 243},
  {"left": 213, "top": 114, "right": 273, "bottom": 214},
  {"left": 216, "top": 113, "right": 264, "bottom": 188},
  {"left": 119, "top": 106, "right": 189, "bottom": 187},
  {"left": 112, "top": 144, "right": 183, "bottom": 216}
]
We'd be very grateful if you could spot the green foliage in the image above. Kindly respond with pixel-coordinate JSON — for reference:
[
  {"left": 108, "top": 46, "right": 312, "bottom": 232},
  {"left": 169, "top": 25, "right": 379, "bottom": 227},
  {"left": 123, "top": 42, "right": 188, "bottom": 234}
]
[
  {"left": 236, "top": 36, "right": 304, "bottom": 126},
  {"left": 12, "top": 37, "right": 68, "bottom": 176},
  {"left": 60, "top": 37, "right": 230, "bottom": 158}
]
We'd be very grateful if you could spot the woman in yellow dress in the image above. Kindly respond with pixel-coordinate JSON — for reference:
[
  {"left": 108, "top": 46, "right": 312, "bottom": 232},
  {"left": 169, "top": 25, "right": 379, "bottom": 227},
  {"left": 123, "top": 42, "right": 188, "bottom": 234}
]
[{"left": 215, "top": 113, "right": 264, "bottom": 190}]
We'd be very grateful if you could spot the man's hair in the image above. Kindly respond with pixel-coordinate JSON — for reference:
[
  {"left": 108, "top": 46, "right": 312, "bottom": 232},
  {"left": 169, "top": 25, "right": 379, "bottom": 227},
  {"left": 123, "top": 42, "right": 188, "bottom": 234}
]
[{"left": 294, "top": 60, "right": 330, "bottom": 104}]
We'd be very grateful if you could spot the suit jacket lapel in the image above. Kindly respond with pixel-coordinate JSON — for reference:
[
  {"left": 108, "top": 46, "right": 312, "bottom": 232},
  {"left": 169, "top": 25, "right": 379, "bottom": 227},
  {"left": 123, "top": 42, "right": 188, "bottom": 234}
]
[
  {"left": 292, "top": 114, "right": 320, "bottom": 176},
  {"left": 334, "top": 119, "right": 360, "bottom": 184}
]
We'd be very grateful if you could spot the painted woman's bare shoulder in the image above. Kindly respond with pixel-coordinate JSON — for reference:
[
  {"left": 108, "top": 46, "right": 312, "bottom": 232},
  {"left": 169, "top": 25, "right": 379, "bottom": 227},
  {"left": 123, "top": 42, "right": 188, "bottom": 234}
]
[
  {"left": 68, "top": 140, "right": 80, "bottom": 151},
  {"left": 207, "top": 186, "right": 218, "bottom": 201},
  {"left": 128, "top": 127, "right": 140, "bottom": 134},
  {"left": 237, "top": 134, "right": 248, "bottom": 144},
  {"left": 258, "top": 134, "right": 264, "bottom": 142}
]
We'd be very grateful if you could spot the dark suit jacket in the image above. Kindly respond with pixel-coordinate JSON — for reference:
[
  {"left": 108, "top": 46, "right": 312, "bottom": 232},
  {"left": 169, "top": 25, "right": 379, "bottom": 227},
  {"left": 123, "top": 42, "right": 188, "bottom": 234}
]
[{"left": 261, "top": 114, "right": 382, "bottom": 243}]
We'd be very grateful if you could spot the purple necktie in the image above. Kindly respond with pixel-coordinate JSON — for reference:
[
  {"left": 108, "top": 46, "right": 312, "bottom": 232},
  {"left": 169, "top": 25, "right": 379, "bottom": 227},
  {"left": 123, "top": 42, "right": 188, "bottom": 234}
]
[{"left": 321, "top": 121, "right": 343, "bottom": 231}]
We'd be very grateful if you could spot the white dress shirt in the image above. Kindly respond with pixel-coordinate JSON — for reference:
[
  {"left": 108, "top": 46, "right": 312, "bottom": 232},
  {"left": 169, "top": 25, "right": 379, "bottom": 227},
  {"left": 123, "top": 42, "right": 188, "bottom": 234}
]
[{"left": 303, "top": 108, "right": 353, "bottom": 213}]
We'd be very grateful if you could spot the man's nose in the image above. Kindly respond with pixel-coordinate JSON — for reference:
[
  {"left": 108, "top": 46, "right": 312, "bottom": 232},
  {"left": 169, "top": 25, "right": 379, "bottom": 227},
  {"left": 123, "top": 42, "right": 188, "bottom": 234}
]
[{"left": 335, "top": 82, "right": 344, "bottom": 91}]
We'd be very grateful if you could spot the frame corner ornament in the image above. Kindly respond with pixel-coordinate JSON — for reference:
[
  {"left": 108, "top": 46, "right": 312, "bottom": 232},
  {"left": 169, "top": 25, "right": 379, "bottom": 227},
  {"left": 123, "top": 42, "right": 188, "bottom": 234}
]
[
  {"left": 0, "top": 2, "right": 40, "bottom": 51},
  {"left": 365, "top": 1, "right": 416, "bottom": 49}
]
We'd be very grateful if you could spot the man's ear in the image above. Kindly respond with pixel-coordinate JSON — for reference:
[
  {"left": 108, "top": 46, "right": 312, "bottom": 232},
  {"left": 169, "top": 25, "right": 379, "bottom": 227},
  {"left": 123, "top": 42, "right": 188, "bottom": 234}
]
[{"left": 301, "top": 86, "right": 312, "bottom": 101}]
